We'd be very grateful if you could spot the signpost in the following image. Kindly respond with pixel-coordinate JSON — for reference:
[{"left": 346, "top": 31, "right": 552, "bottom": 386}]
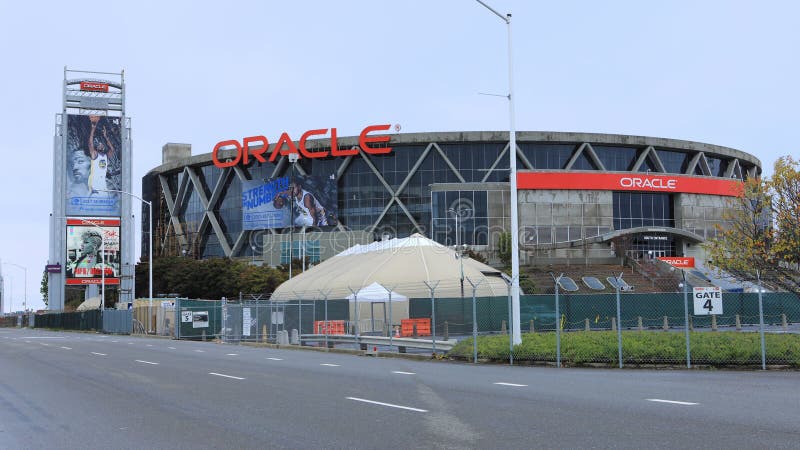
[{"left": 693, "top": 286, "right": 722, "bottom": 315}]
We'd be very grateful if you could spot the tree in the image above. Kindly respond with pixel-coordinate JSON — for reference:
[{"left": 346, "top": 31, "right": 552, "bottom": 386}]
[
  {"left": 39, "top": 269, "right": 48, "bottom": 306},
  {"left": 704, "top": 176, "right": 774, "bottom": 273},
  {"left": 498, "top": 232, "right": 512, "bottom": 268},
  {"left": 770, "top": 156, "right": 800, "bottom": 268}
]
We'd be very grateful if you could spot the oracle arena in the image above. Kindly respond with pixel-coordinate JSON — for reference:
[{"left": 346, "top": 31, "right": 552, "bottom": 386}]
[{"left": 142, "top": 130, "right": 760, "bottom": 267}]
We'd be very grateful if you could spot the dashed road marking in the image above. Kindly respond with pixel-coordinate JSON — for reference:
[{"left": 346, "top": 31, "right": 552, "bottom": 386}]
[
  {"left": 266, "top": 357, "right": 283, "bottom": 361},
  {"left": 194, "top": 349, "right": 205, "bottom": 353},
  {"left": 493, "top": 382, "right": 527, "bottom": 387},
  {"left": 168, "top": 347, "right": 176, "bottom": 350},
  {"left": 60, "top": 347, "right": 72, "bottom": 350},
  {"left": 226, "top": 353, "right": 238, "bottom": 356},
  {"left": 209, "top": 372, "right": 245, "bottom": 380},
  {"left": 647, "top": 399, "right": 699, "bottom": 406},
  {"left": 346, "top": 397, "right": 427, "bottom": 413},
  {"left": 91, "top": 352, "right": 107, "bottom": 356},
  {"left": 320, "top": 363, "right": 340, "bottom": 367},
  {"left": 146, "top": 344, "right": 154, "bottom": 347},
  {"left": 135, "top": 360, "right": 159, "bottom": 365},
  {"left": 392, "top": 371, "right": 416, "bottom": 375}
]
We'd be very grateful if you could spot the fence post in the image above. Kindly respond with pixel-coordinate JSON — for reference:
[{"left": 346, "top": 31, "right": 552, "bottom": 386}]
[
  {"left": 529, "top": 319, "right": 535, "bottom": 333},
  {"left": 423, "top": 281, "right": 440, "bottom": 355},
  {"left": 684, "top": 271, "right": 692, "bottom": 369},
  {"left": 387, "top": 284, "right": 398, "bottom": 349},
  {"left": 585, "top": 318, "right": 590, "bottom": 331},
  {"left": 782, "top": 314, "right": 787, "bottom": 331},
  {"left": 466, "top": 277, "right": 482, "bottom": 364},
  {"left": 735, "top": 314, "right": 741, "bottom": 331},
  {"left": 611, "top": 317, "right": 617, "bottom": 331},
  {"left": 757, "top": 270, "right": 766, "bottom": 371},
  {"left": 501, "top": 320, "right": 507, "bottom": 334},
  {"left": 348, "top": 286, "right": 360, "bottom": 346},
  {"left": 711, "top": 314, "right": 717, "bottom": 331},
  {"left": 319, "top": 290, "right": 330, "bottom": 350},
  {"left": 614, "top": 272, "right": 623, "bottom": 369},
  {"left": 663, "top": 316, "right": 669, "bottom": 331},
  {"left": 637, "top": 316, "right": 643, "bottom": 331},
  {"left": 507, "top": 281, "right": 513, "bottom": 365},
  {"left": 549, "top": 272, "right": 562, "bottom": 368}
]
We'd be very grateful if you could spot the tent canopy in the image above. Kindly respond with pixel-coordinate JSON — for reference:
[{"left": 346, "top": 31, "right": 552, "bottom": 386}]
[
  {"left": 345, "top": 282, "right": 408, "bottom": 302},
  {"left": 272, "top": 233, "right": 508, "bottom": 301}
]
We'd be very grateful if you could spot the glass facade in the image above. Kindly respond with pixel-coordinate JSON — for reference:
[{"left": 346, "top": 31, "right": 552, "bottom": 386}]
[{"left": 145, "top": 134, "right": 757, "bottom": 260}]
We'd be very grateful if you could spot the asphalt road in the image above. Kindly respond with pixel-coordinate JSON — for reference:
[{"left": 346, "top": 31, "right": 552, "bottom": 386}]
[{"left": 1, "top": 328, "right": 799, "bottom": 449}]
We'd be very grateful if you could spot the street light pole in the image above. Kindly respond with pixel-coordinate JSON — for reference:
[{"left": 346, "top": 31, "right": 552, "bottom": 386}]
[
  {"left": 476, "top": 0, "right": 521, "bottom": 345},
  {"left": 100, "top": 189, "right": 153, "bottom": 333},
  {"left": 2, "top": 262, "right": 27, "bottom": 312}
]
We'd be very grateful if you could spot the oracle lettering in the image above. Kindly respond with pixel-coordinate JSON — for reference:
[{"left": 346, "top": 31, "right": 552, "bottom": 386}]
[
  {"left": 619, "top": 177, "right": 677, "bottom": 190},
  {"left": 212, "top": 124, "right": 393, "bottom": 168}
]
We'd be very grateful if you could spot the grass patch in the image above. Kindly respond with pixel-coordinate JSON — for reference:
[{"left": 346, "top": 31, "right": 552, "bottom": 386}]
[{"left": 449, "top": 331, "right": 800, "bottom": 367}]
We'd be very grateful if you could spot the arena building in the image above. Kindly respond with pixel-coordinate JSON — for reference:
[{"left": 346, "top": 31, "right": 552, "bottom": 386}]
[{"left": 142, "top": 130, "right": 760, "bottom": 267}]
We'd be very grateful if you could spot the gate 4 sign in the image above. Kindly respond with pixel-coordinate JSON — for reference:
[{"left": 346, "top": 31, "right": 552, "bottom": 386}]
[{"left": 693, "top": 287, "right": 723, "bottom": 315}]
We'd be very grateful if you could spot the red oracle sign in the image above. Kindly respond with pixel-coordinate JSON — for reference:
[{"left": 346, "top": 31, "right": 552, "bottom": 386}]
[
  {"left": 79, "top": 81, "right": 109, "bottom": 92},
  {"left": 657, "top": 256, "right": 696, "bottom": 268},
  {"left": 212, "top": 124, "right": 393, "bottom": 168},
  {"left": 517, "top": 172, "right": 743, "bottom": 197}
]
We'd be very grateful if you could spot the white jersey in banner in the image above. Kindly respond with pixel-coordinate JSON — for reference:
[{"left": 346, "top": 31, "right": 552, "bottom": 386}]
[
  {"left": 65, "top": 114, "right": 121, "bottom": 216},
  {"left": 242, "top": 174, "right": 338, "bottom": 230}
]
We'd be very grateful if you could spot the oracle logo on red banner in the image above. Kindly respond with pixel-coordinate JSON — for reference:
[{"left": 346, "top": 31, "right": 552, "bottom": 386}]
[
  {"left": 517, "top": 172, "right": 743, "bottom": 197},
  {"left": 79, "top": 81, "right": 109, "bottom": 92},
  {"left": 657, "top": 257, "right": 695, "bottom": 268},
  {"left": 212, "top": 124, "right": 393, "bottom": 168}
]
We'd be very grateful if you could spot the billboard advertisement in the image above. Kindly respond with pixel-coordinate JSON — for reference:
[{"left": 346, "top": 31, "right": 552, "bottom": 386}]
[
  {"left": 65, "top": 218, "right": 120, "bottom": 285},
  {"left": 517, "top": 172, "right": 743, "bottom": 197},
  {"left": 66, "top": 114, "right": 122, "bottom": 216},
  {"left": 242, "top": 175, "right": 338, "bottom": 230}
]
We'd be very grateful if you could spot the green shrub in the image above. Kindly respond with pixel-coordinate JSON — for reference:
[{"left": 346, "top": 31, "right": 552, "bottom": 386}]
[{"left": 448, "top": 331, "right": 800, "bottom": 367}]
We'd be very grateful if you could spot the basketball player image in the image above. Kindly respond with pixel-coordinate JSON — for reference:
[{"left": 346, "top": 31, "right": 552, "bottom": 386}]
[{"left": 88, "top": 115, "right": 116, "bottom": 194}]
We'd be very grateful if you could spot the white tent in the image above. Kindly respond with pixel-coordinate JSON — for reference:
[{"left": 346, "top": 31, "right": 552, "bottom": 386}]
[
  {"left": 272, "top": 233, "right": 508, "bottom": 301},
  {"left": 345, "top": 282, "right": 408, "bottom": 302}
]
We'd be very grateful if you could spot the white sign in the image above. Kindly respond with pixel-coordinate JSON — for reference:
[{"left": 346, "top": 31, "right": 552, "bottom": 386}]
[
  {"left": 192, "top": 311, "right": 210, "bottom": 328},
  {"left": 693, "top": 287, "right": 723, "bottom": 315},
  {"left": 243, "top": 308, "right": 252, "bottom": 337},
  {"left": 181, "top": 311, "right": 193, "bottom": 323}
]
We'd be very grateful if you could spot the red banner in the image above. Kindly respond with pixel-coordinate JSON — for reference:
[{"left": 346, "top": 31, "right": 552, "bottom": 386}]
[
  {"left": 65, "top": 278, "right": 120, "bottom": 285},
  {"left": 517, "top": 172, "right": 742, "bottom": 197},
  {"left": 79, "top": 81, "right": 109, "bottom": 92},
  {"left": 66, "top": 218, "right": 120, "bottom": 227},
  {"left": 657, "top": 257, "right": 695, "bottom": 268}
]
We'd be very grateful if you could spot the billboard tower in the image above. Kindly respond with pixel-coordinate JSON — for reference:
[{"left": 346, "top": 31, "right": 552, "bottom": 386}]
[{"left": 48, "top": 68, "right": 133, "bottom": 311}]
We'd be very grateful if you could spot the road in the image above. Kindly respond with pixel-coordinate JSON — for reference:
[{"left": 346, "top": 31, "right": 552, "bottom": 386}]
[{"left": 1, "top": 328, "right": 798, "bottom": 449}]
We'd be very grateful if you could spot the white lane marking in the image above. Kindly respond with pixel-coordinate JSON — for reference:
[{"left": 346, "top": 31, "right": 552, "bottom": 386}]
[
  {"left": 266, "top": 357, "right": 283, "bottom": 361},
  {"left": 346, "top": 397, "right": 427, "bottom": 413},
  {"left": 40, "top": 343, "right": 50, "bottom": 346},
  {"left": 226, "top": 353, "right": 238, "bottom": 356},
  {"left": 209, "top": 372, "right": 245, "bottom": 380},
  {"left": 493, "top": 382, "right": 528, "bottom": 387},
  {"left": 25, "top": 341, "right": 31, "bottom": 343},
  {"left": 392, "top": 371, "right": 416, "bottom": 375},
  {"left": 135, "top": 360, "right": 159, "bottom": 365},
  {"left": 60, "top": 347, "right": 72, "bottom": 350},
  {"left": 146, "top": 344, "right": 154, "bottom": 347},
  {"left": 128, "top": 342, "right": 134, "bottom": 345},
  {"left": 194, "top": 349, "right": 205, "bottom": 353},
  {"left": 168, "top": 347, "right": 176, "bottom": 350},
  {"left": 91, "top": 352, "right": 107, "bottom": 356},
  {"left": 112, "top": 340, "right": 119, "bottom": 343},
  {"left": 647, "top": 399, "right": 699, "bottom": 406},
  {"left": 320, "top": 363, "right": 340, "bottom": 367},
  {"left": 25, "top": 337, "right": 64, "bottom": 339}
]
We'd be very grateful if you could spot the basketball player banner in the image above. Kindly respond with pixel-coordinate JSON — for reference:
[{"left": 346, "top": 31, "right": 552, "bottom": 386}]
[
  {"left": 65, "top": 114, "right": 122, "bottom": 216},
  {"left": 65, "top": 218, "right": 121, "bottom": 285},
  {"left": 242, "top": 174, "right": 338, "bottom": 230}
]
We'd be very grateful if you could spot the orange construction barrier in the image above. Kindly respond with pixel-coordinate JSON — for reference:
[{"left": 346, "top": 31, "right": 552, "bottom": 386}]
[
  {"left": 314, "top": 320, "right": 345, "bottom": 335},
  {"left": 400, "top": 318, "right": 431, "bottom": 337}
]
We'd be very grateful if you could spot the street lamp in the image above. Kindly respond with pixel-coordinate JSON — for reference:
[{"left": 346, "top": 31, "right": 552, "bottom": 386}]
[
  {"left": 99, "top": 189, "right": 153, "bottom": 333},
  {"left": 2, "top": 262, "right": 27, "bottom": 312},
  {"left": 448, "top": 207, "right": 471, "bottom": 298},
  {"left": 476, "top": 0, "right": 521, "bottom": 345}
]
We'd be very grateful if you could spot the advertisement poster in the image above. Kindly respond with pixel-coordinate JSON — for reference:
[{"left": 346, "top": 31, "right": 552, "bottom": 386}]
[
  {"left": 66, "top": 114, "right": 122, "bottom": 216},
  {"left": 65, "top": 218, "right": 121, "bottom": 285},
  {"left": 242, "top": 174, "right": 338, "bottom": 230}
]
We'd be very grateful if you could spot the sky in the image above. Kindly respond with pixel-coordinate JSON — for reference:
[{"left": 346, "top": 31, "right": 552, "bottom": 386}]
[{"left": 0, "top": 0, "right": 798, "bottom": 313}]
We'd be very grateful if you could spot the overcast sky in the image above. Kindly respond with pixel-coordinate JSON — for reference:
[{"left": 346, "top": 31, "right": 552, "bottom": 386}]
[{"left": 0, "top": 0, "right": 797, "bottom": 312}]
